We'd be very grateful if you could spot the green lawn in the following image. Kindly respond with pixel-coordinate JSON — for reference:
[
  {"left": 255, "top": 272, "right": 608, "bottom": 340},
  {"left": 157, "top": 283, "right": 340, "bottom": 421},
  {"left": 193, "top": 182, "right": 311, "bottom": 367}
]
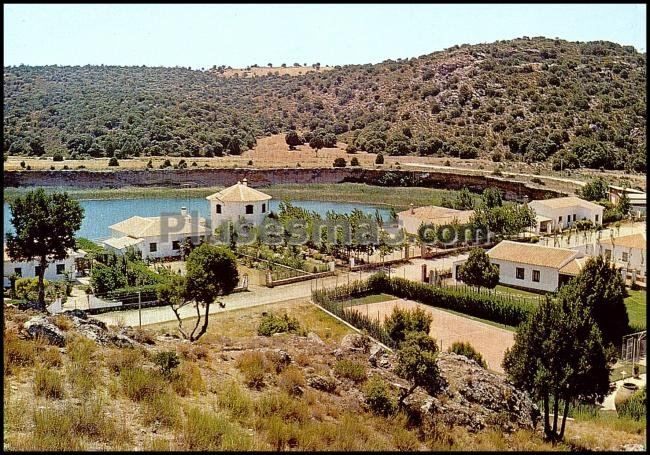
[
  {"left": 625, "top": 290, "right": 647, "bottom": 330},
  {"left": 494, "top": 284, "right": 543, "bottom": 299},
  {"left": 341, "top": 293, "right": 395, "bottom": 308},
  {"left": 610, "top": 362, "right": 647, "bottom": 382}
]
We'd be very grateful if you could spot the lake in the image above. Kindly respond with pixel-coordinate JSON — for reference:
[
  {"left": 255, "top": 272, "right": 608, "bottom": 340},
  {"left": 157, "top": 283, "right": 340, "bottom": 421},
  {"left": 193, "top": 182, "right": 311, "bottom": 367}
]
[{"left": 3, "top": 197, "right": 392, "bottom": 241}]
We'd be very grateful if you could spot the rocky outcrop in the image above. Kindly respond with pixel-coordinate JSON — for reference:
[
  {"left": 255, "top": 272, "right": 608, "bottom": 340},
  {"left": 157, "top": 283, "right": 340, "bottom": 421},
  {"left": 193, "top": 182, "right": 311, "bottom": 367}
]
[
  {"left": 23, "top": 316, "right": 66, "bottom": 346},
  {"left": 307, "top": 375, "right": 338, "bottom": 393},
  {"left": 306, "top": 332, "right": 324, "bottom": 345},
  {"left": 4, "top": 168, "right": 565, "bottom": 200},
  {"left": 402, "top": 352, "right": 539, "bottom": 433},
  {"left": 23, "top": 313, "right": 138, "bottom": 348},
  {"left": 368, "top": 344, "right": 392, "bottom": 369}
]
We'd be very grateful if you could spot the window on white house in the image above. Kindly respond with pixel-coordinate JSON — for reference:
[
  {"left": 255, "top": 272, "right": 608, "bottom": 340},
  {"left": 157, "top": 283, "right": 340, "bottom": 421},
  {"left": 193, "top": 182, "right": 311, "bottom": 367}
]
[
  {"left": 172, "top": 240, "right": 181, "bottom": 250},
  {"left": 622, "top": 252, "right": 629, "bottom": 262},
  {"left": 216, "top": 204, "right": 222, "bottom": 214},
  {"left": 150, "top": 243, "right": 157, "bottom": 253},
  {"left": 56, "top": 264, "right": 66, "bottom": 275},
  {"left": 14, "top": 267, "right": 22, "bottom": 277},
  {"left": 262, "top": 203, "right": 266, "bottom": 213},
  {"left": 532, "top": 270, "right": 540, "bottom": 282},
  {"left": 595, "top": 214, "right": 599, "bottom": 222},
  {"left": 516, "top": 267, "right": 525, "bottom": 280},
  {"left": 558, "top": 216, "right": 563, "bottom": 223},
  {"left": 572, "top": 214, "right": 576, "bottom": 221},
  {"left": 245, "top": 205, "right": 254, "bottom": 214}
]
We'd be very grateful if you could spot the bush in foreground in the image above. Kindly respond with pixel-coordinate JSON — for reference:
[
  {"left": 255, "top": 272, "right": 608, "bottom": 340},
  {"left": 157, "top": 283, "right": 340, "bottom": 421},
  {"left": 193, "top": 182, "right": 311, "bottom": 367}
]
[
  {"left": 447, "top": 341, "right": 487, "bottom": 369},
  {"left": 257, "top": 312, "right": 302, "bottom": 336}
]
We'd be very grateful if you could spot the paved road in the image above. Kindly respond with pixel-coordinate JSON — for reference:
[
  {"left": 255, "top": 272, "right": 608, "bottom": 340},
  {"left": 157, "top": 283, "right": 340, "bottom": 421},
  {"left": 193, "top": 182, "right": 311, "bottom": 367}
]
[
  {"left": 92, "top": 257, "right": 461, "bottom": 327},
  {"left": 94, "top": 268, "right": 377, "bottom": 327}
]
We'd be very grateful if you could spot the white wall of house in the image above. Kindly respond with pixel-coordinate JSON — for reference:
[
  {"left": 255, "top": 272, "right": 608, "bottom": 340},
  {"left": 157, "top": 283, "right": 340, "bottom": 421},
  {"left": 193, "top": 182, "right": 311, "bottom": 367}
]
[
  {"left": 491, "top": 260, "right": 560, "bottom": 292},
  {"left": 598, "top": 244, "right": 646, "bottom": 277},
  {"left": 3, "top": 256, "right": 76, "bottom": 287},
  {"left": 209, "top": 199, "right": 270, "bottom": 230},
  {"left": 529, "top": 203, "right": 604, "bottom": 231},
  {"left": 452, "top": 257, "right": 560, "bottom": 292},
  {"left": 127, "top": 234, "right": 208, "bottom": 260}
]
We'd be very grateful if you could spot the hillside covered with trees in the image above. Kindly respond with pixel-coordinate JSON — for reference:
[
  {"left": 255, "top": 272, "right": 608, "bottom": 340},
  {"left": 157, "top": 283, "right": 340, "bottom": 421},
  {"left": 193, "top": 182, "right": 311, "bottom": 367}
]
[{"left": 3, "top": 37, "right": 646, "bottom": 171}]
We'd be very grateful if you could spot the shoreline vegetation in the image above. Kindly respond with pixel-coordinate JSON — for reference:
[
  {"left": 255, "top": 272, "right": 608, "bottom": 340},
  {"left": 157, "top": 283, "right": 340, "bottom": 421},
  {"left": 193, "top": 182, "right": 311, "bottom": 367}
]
[{"left": 3, "top": 183, "right": 467, "bottom": 210}]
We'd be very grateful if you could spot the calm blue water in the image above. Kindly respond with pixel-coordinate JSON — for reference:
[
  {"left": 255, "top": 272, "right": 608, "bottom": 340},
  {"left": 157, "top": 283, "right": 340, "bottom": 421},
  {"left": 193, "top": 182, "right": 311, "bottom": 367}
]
[{"left": 3, "top": 198, "right": 391, "bottom": 241}]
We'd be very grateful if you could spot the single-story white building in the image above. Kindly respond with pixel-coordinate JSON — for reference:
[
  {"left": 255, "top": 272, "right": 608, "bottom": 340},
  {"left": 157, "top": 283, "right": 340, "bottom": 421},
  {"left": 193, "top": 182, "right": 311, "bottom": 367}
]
[
  {"left": 452, "top": 240, "right": 584, "bottom": 293},
  {"left": 598, "top": 233, "right": 646, "bottom": 280},
  {"left": 206, "top": 179, "right": 272, "bottom": 230},
  {"left": 529, "top": 196, "right": 604, "bottom": 234},
  {"left": 3, "top": 247, "right": 86, "bottom": 288},
  {"left": 397, "top": 204, "right": 474, "bottom": 236},
  {"left": 609, "top": 186, "right": 646, "bottom": 217},
  {"left": 104, "top": 208, "right": 211, "bottom": 260}
]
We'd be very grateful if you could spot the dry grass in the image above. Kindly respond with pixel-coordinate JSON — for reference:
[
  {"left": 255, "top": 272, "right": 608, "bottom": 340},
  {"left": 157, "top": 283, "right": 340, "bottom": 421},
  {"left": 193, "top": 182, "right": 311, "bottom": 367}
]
[
  {"left": 180, "top": 406, "right": 253, "bottom": 450},
  {"left": 51, "top": 314, "right": 74, "bottom": 331},
  {"left": 4, "top": 330, "right": 37, "bottom": 373},
  {"left": 171, "top": 361, "right": 205, "bottom": 396},
  {"left": 33, "top": 368, "right": 64, "bottom": 399},
  {"left": 105, "top": 347, "right": 143, "bottom": 374},
  {"left": 65, "top": 335, "right": 99, "bottom": 396},
  {"left": 38, "top": 346, "right": 63, "bottom": 368},
  {"left": 141, "top": 391, "right": 182, "bottom": 428},
  {"left": 254, "top": 391, "right": 310, "bottom": 425},
  {"left": 12, "top": 398, "right": 132, "bottom": 450},
  {"left": 215, "top": 65, "right": 333, "bottom": 79},
  {"left": 213, "top": 379, "right": 254, "bottom": 421},
  {"left": 120, "top": 367, "right": 167, "bottom": 402},
  {"left": 236, "top": 351, "right": 273, "bottom": 389},
  {"left": 334, "top": 359, "right": 368, "bottom": 383},
  {"left": 277, "top": 365, "right": 306, "bottom": 396}
]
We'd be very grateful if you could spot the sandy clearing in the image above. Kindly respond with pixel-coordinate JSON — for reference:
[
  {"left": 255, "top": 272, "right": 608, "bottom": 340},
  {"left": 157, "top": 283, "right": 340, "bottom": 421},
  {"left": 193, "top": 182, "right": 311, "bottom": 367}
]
[{"left": 350, "top": 298, "right": 515, "bottom": 373}]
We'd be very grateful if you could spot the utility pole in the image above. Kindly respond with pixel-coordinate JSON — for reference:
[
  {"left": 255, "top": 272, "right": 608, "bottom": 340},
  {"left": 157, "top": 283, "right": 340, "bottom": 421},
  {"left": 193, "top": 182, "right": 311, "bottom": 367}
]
[{"left": 138, "top": 291, "right": 142, "bottom": 328}]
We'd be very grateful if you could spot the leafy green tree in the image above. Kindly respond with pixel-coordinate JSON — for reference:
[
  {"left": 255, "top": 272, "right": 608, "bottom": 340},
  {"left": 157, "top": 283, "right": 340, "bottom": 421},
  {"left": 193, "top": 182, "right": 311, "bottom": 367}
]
[
  {"left": 457, "top": 248, "right": 499, "bottom": 290},
  {"left": 561, "top": 255, "right": 628, "bottom": 347},
  {"left": 503, "top": 295, "right": 610, "bottom": 441},
  {"left": 578, "top": 177, "right": 609, "bottom": 201},
  {"left": 445, "top": 187, "right": 475, "bottom": 210},
  {"left": 384, "top": 306, "right": 433, "bottom": 344},
  {"left": 350, "top": 157, "right": 360, "bottom": 166},
  {"left": 184, "top": 244, "right": 239, "bottom": 341},
  {"left": 285, "top": 131, "right": 304, "bottom": 149},
  {"left": 375, "top": 153, "right": 384, "bottom": 164},
  {"left": 617, "top": 191, "right": 631, "bottom": 217},
  {"left": 333, "top": 157, "right": 346, "bottom": 167},
  {"left": 6, "top": 189, "right": 84, "bottom": 310},
  {"left": 108, "top": 157, "right": 119, "bottom": 166},
  {"left": 395, "top": 331, "right": 442, "bottom": 406},
  {"left": 448, "top": 341, "right": 487, "bottom": 368},
  {"left": 91, "top": 265, "right": 127, "bottom": 294},
  {"left": 471, "top": 203, "right": 536, "bottom": 239},
  {"left": 481, "top": 187, "right": 503, "bottom": 208},
  {"left": 363, "top": 376, "right": 396, "bottom": 416},
  {"left": 309, "top": 135, "right": 324, "bottom": 150}
]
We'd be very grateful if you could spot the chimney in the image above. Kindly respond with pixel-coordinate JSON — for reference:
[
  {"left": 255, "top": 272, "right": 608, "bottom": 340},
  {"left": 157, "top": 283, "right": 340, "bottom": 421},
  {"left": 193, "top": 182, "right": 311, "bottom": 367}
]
[
  {"left": 242, "top": 178, "right": 248, "bottom": 186},
  {"left": 181, "top": 207, "right": 187, "bottom": 217},
  {"left": 410, "top": 203, "right": 415, "bottom": 215}
]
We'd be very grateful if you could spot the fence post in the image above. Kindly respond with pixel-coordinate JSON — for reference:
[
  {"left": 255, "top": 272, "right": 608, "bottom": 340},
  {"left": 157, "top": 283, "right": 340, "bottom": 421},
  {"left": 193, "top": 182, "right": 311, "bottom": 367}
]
[{"left": 138, "top": 291, "right": 142, "bottom": 328}]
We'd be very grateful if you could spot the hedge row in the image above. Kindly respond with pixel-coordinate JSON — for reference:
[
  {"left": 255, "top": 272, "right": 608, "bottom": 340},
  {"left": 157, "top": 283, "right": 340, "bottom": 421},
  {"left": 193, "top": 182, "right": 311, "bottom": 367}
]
[
  {"left": 313, "top": 273, "right": 536, "bottom": 330},
  {"left": 367, "top": 273, "right": 535, "bottom": 327},
  {"left": 312, "top": 284, "right": 397, "bottom": 349}
]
